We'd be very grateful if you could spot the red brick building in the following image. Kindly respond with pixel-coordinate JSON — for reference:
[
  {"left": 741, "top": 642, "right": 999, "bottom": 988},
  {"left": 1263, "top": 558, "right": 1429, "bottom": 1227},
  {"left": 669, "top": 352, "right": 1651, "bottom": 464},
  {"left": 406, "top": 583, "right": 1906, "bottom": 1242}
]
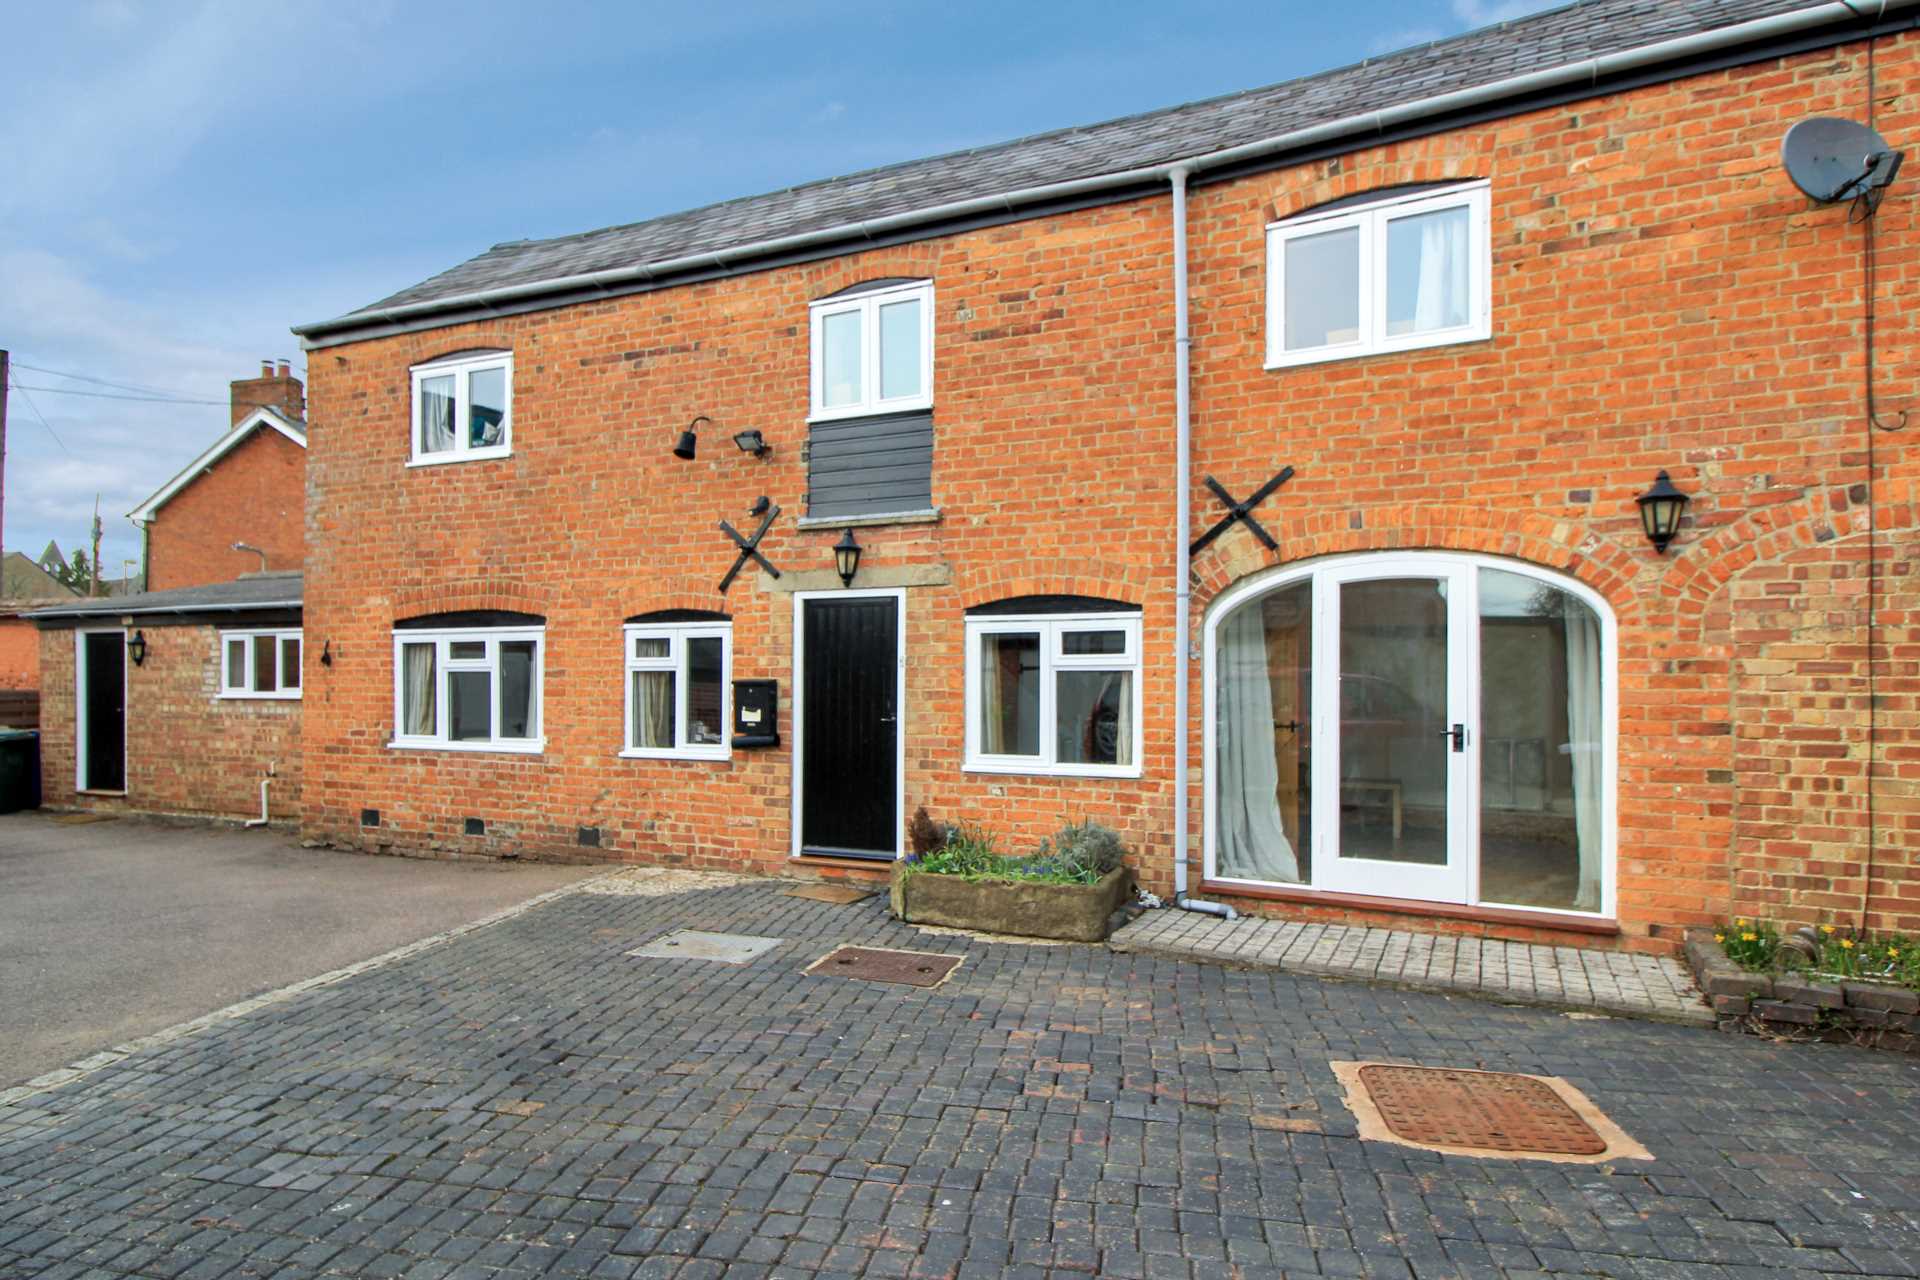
[
  {"left": 130, "top": 361, "right": 307, "bottom": 592},
  {"left": 288, "top": 0, "right": 1916, "bottom": 951}
]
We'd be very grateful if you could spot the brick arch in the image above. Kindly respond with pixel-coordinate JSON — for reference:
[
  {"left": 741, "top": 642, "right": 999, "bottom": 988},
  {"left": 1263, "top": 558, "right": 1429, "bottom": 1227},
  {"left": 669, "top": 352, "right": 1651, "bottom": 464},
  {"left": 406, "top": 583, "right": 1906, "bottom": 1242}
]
[
  {"left": 1660, "top": 478, "right": 1920, "bottom": 621},
  {"left": 391, "top": 578, "right": 547, "bottom": 621},
  {"left": 957, "top": 559, "right": 1155, "bottom": 612},
  {"left": 394, "top": 328, "right": 518, "bottom": 367},
  {"left": 612, "top": 577, "right": 728, "bottom": 619},
  {"left": 1189, "top": 503, "right": 1643, "bottom": 625},
  {"left": 804, "top": 244, "right": 944, "bottom": 300},
  {"left": 1263, "top": 138, "right": 1493, "bottom": 222}
]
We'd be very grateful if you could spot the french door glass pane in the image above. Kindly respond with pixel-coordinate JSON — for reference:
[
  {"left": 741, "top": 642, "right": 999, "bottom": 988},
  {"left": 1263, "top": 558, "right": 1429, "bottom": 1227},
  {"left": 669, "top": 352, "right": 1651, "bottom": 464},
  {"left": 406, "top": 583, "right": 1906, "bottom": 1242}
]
[
  {"left": 878, "top": 299, "right": 921, "bottom": 399},
  {"left": 1338, "top": 578, "right": 1448, "bottom": 866},
  {"left": 821, "top": 310, "right": 862, "bottom": 407},
  {"left": 631, "top": 671, "right": 674, "bottom": 749},
  {"left": 687, "top": 637, "right": 724, "bottom": 745},
  {"left": 499, "top": 641, "right": 536, "bottom": 739},
  {"left": 1056, "top": 671, "right": 1130, "bottom": 767},
  {"left": 419, "top": 374, "right": 455, "bottom": 453},
  {"left": 1284, "top": 226, "right": 1360, "bottom": 349},
  {"left": 978, "top": 632, "right": 1040, "bottom": 755},
  {"left": 1385, "top": 205, "right": 1471, "bottom": 336},
  {"left": 1477, "top": 569, "right": 1604, "bottom": 911},
  {"left": 1214, "top": 582, "right": 1311, "bottom": 884},
  {"left": 449, "top": 670, "right": 492, "bottom": 741},
  {"left": 252, "top": 635, "right": 278, "bottom": 693},
  {"left": 469, "top": 366, "right": 507, "bottom": 448}
]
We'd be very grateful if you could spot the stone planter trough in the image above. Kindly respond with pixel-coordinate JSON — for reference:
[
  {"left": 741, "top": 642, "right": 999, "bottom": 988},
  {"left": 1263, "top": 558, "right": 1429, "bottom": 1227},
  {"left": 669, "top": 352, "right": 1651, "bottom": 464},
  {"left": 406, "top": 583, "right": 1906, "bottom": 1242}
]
[{"left": 890, "top": 863, "right": 1133, "bottom": 942}]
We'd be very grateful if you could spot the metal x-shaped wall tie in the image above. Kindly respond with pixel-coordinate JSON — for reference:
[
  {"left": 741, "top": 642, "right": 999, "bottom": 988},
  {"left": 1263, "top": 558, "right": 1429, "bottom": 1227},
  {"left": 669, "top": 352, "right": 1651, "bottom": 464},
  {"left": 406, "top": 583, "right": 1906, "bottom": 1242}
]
[
  {"left": 1189, "top": 466, "right": 1294, "bottom": 557},
  {"left": 718, "top": 499, "right": 782, "bottom": 593}
]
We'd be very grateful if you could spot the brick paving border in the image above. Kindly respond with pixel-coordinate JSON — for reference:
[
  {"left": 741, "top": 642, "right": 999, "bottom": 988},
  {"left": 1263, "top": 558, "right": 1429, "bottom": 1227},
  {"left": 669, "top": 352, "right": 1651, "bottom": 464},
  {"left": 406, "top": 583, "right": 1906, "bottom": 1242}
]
[{"left": 1108, "top": 909, "right": 1711, "bottom": 1024}]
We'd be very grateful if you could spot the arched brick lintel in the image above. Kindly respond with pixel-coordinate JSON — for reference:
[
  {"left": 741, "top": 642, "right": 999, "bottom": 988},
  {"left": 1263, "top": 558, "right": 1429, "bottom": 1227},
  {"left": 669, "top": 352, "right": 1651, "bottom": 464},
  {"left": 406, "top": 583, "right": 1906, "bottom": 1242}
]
[
  {"left": 956, "top": 559, "right": 1156, "bottom": 612},
  {"left": 391, "top": 578, "right": 547, "bottom": 621}
]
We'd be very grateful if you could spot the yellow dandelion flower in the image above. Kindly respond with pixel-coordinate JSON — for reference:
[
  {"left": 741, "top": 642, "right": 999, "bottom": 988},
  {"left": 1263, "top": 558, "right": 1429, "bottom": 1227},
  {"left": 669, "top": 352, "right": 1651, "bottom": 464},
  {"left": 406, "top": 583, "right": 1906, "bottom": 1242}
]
[
  {"left": 1839, "top": 938, "right": 1856, "bottom": 950},
  {"left": 1714, "top": 933, "right": 1726, "bottom": 943},
  {"left": 1741, "top": 932, "right": 1758, "bottom": 942},
  {"left": 1820, "top": 924, "right": 1836, "bottom": 935},
  {"left": 1889, "top": 947, "right": 1902, "bottom": 959}
]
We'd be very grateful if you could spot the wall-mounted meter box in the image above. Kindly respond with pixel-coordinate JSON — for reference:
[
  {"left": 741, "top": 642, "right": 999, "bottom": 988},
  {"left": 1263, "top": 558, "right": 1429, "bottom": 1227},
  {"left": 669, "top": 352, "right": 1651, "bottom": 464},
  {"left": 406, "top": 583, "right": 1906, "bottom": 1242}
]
[{"left": 732, "top": 679, "right": 779, "bottom": 748}]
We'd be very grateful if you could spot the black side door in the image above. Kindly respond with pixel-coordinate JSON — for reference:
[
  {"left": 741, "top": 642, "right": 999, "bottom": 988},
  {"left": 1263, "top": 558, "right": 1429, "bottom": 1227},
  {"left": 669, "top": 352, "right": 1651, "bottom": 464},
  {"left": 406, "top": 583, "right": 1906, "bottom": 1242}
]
[
  {"left": 82, "top": 631, "right": 126, "bottom": 792},
  {"left": 800, "top": 596, "right": 898, "bottom": 858}
]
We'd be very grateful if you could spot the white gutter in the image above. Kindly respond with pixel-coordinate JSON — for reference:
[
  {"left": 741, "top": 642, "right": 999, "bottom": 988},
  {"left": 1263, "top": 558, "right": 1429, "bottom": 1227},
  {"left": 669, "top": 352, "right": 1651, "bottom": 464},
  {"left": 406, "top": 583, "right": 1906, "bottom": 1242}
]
[
  {"left": 1169, "top": 170, "right": 1236, "bottom": 921},
  {"left": 293, "top": 0, "right": 1907, "bottom": 344},
  {"left": 23, "top": 599, "right": 302, "bottom": 621}
]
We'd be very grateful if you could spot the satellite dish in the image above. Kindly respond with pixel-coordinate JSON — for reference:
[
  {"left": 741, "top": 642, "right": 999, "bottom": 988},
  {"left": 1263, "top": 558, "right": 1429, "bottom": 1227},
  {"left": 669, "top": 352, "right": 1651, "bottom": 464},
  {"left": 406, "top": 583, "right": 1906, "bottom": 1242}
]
[{"left": 1782, "top": 117, "right": 1905, "bottom": 204}]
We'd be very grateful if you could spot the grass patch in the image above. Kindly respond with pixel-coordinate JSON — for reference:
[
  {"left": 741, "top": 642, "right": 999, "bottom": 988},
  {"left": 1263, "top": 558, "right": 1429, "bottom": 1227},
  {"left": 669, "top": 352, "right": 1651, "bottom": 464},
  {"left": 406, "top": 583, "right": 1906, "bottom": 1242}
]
[{"left": 1715, "top": 917, "right": 1919, "bottom": 990}]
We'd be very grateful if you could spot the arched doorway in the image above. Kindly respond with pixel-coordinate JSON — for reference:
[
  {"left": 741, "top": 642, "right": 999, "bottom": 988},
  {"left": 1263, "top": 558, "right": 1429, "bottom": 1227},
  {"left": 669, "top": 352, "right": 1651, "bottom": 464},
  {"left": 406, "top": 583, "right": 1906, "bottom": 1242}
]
[{"left": 1203, "top": 553, "right": 1616, "bottom": 917}]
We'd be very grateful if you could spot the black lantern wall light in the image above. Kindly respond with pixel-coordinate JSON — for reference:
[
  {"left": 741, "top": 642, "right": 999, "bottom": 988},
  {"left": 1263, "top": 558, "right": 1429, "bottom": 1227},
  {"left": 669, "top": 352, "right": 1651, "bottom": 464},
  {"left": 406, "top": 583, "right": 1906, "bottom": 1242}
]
[
  {"left": 1635, "top": 470, "right": 1691, "bottom": 554},
  {"left": 833, "top": 528, "right": 862, "bottom": 587},
  {"left": 126, "top": 630, "right": 147, "bottom": 667}
]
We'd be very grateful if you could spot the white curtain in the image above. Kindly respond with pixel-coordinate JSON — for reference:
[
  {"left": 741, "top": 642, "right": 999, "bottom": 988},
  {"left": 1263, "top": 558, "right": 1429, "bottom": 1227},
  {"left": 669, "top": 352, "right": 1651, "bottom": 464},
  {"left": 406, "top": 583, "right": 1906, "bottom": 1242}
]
[
  {"left": 403, "top": 644, "right": 435, "bottom": 736},
  {"left": 1412, "top": 208, "right": 1470, "bottom": 333},
  {"left": 979, "top": 635, "right": 1005, "bottom": 754},
  {"left": 1563, "top": 603, "right": 1604, "bottom": 911},
  {"left": 1112, "top": 672, "right": 1132, "bottom": 768},
  {"left": 420, "top": 380, "right": 455, "bottom": 453},
  {"left": 634, "top": 671, "right": 675, "bottom": 748},
  {"left": 1216, "top": 604, "right": 1300, "bottom": 883}
]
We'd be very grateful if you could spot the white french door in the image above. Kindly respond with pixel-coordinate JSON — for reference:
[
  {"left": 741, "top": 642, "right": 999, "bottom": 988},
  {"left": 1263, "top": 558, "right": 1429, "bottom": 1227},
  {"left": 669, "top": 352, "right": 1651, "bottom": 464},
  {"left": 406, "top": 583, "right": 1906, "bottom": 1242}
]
[{"left": 1312, "top": 558, "right": 1473, "bottom": 903}]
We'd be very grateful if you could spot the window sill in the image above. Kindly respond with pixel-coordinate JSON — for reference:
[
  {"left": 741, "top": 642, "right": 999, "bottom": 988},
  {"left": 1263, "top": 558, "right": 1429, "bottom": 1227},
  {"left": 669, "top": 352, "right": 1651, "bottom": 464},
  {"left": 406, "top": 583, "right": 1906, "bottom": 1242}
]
[
  {"left": 1264, "top": 327, "right": 1491, "bottom": 371},
  {"left": 796, "top": 508, "right": 941, "bottom": 531},
  {"left": 406, "top": 448, "right": 512, "bottom": 468},
  {"left": 808, "top": 400, "right": 932, "bottom": 425},
  {"left": 618, "top": 747, "right": 730, "bottom": 762},
  {"left": 1198, "top": 879, "right": 1619, "bottom": 935},
  {"left": 217, "top": 692, "right": 302, "bottom": 701},
  {"left": 386, "top": 739, "right": 545, "bottom": 756},
  {"left": 963, "top": 760, "right": 1143, "bottom": 780}
]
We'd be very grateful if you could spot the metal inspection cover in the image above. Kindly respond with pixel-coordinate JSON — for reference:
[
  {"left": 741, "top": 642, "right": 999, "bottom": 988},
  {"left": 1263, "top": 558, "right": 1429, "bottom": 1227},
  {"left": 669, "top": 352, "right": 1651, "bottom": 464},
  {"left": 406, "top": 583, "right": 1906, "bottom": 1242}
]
[
  {"left": 1331, "top": 1061, "right": 1651, "bottom": 1163},
  {"left": 783, "top": 884, "right": 877, "bottom": 905},
  {"left": 806, "top": 945, "right": 961, "bottom": 987},
  {"left": 626, "top": 930, "right": 783, "bottom": 964}
]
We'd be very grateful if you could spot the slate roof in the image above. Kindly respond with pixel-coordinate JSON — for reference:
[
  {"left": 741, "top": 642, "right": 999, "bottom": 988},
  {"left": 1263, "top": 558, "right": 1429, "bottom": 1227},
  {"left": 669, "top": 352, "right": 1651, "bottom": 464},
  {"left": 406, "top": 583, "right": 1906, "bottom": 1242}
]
[
  {"left": 300, "top": 0, "right": 1843, "bottom": 340},
  {"left": 25, "top": 571, "right": 301, "bottom": 621}
]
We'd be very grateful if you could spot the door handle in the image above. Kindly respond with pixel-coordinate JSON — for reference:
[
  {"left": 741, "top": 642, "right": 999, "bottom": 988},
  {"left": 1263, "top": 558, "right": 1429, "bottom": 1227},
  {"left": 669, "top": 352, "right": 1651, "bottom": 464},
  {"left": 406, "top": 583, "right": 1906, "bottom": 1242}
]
[
  {"left": 1439, "top": 723, "right": 1466, "bottom": 752},
  {"left": 878, "top": 715, "right": 896, "bottom": 724}
]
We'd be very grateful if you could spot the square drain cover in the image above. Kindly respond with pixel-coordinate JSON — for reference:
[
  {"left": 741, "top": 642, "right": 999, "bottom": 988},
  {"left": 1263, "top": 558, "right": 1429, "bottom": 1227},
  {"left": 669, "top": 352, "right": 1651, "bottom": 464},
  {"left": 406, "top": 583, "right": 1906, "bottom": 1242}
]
[
  {"left": 784, "top": 884, "right": 876, "bottom": 904},
  {"left": 627, "top": 930, "right": 782, "bottom": 964},
  {"left": 807, "top": 946, "right": 961, "bottom": 987},
  {"left": 1332, "top": 1062, "right": 1649, "bottom": 1163}
]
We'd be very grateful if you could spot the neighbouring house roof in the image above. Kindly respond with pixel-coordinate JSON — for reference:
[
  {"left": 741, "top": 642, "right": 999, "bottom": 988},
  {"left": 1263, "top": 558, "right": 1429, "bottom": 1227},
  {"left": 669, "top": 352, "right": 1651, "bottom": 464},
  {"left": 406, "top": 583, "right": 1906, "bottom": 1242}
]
[
  {"left": 294, "top": 0, "right": 1895, "bottom": 347},
  {"left": 2, "top": 552, "right": 79, "bottom": 602},
  {"left": 24, "top": 571, "right": 302, "bottom": 621},
  {"left": 128, "top": 407, "right": 307, "bottom": 526}
]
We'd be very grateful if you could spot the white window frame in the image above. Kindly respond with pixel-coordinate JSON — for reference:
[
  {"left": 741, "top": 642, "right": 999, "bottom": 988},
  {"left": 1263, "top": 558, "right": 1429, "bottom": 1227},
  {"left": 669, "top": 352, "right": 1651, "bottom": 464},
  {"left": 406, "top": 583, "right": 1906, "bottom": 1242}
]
[
  {"left": 1265, "top": 181, "right": 1491, "bottom": 369},
  {"left": 408, "top": 350, "right": 513, "bottom": 466},
  {"left": 1200, "top": 551, "right": 1617, "bottom": 922},
  {"left": 963, "top": 612, "right": 1143, "bottom": 779},
  {"left": 621, "top": 622, "right": 733, "bottom": 761},
  {"left": 218, "top": 628, "right": 303, "bottom": 700},
  {"left": 808, "top": 280, "right": 934, "bottom": 421},
  {"left": 388, "top": 626, "right": 544, "bottom": 754}
]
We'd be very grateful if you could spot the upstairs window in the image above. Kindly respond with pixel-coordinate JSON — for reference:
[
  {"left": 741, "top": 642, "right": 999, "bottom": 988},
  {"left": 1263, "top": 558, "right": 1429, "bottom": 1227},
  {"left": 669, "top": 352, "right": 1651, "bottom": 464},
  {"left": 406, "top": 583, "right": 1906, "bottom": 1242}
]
[
  {"left": 1266, "top": 181, "right": 1490, "bottom": 368},
  {"left": 220, "top": 629, "right": 301, "bottom": 699},
  {"left": 964, "top": 604, "right": 1142, "bottom": 778},
  {"left": 622, "top": 618, "right": 732, "bottom": 760},
  {"left": 410, "top": 350, "right": 512, "bottom": 464},
  {"left": 809, "top": 280, "right": 932, "bottom": 420},
  {"left": 391, "top": 620, "right": 543, "bottom": 753}
]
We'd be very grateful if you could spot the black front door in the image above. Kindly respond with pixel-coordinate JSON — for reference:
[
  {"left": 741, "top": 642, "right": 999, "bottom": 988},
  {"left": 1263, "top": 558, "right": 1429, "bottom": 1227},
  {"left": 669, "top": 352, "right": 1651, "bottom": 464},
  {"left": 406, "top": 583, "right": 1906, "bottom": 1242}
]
[
  {"left": 81, "top": 631, "right": 126, "bottom": 792},
  {"left": 800, "top": 595, "right": 898, "bottom": 858}
]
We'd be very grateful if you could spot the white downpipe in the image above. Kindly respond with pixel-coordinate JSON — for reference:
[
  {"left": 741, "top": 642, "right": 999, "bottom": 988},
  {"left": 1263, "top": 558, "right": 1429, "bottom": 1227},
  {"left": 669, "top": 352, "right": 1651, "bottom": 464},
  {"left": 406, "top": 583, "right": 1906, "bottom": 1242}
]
[
  {"left": 1170, "top": 167, "right": 1237, "bottom": 923},
  {"left": 244, "top": 764, "right": 274, "bottom": 828}
]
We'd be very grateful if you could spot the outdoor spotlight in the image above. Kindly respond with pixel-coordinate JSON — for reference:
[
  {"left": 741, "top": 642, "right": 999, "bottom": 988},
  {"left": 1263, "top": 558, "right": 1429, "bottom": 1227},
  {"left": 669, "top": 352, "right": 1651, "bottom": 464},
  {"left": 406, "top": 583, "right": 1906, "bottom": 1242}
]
[
  {"left": 127, "top": 630, "right": 147, "bottom": 667},
  {"left": 732, "top": 429, "right": 770, "bottom": 457},
  {"left": 1635, "top": 470, "right": 1690, "bottom": 554},
  {"left": 672, "top": 415, "right": 711, "bottom": 460},
  {"left": 833, "top": 528, "right": 862, "bottom": 587}
]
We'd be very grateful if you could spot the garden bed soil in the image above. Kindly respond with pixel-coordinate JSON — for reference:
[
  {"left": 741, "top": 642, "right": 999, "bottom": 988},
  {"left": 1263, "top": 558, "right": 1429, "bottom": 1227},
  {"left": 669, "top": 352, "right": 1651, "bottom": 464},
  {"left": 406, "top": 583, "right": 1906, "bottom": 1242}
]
[
  {"left": 1684, "top": 928, "right": 1919, "bottom": 1052},
  {"left": 891, "top": 864, "right": 1133, "bottom": 942}
]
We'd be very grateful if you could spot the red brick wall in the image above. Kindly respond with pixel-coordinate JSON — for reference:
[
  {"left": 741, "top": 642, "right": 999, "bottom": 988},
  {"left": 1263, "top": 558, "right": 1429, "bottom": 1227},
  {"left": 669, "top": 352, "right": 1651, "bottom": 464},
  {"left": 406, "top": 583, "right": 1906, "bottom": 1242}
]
[
  {"left": 302, "top": 33, "right": 1917, "bottom": 947},
  {"left": 0, "top": 617, "right": 37, "bottom": 690},
  {"left": 147, "top": 428, "right": 306, "bottom": 591},
  {"left": 37, "top": 623, "right": 302, "bottom": 821}
]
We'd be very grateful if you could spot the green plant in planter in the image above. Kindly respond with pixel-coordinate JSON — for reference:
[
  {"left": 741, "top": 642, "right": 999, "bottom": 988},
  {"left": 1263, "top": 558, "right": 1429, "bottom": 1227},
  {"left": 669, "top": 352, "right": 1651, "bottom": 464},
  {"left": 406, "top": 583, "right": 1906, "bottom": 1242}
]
[
  {"left": 906, "top": 817, "right": 1128, "bottom": 887},
  {"left": 1718, "top": 918, "right": 1779, "bottom": 970}
]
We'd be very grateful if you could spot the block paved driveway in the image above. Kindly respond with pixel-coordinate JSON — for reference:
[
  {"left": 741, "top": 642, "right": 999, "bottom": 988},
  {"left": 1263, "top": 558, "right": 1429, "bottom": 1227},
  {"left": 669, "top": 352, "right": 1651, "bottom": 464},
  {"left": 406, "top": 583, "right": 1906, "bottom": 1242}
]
[
  {"left": 0, "top": 813, "right": 593, "bottom": 1086},
  {"left": 1, "top": 878, "right": 1917, "bottom": 1279}
]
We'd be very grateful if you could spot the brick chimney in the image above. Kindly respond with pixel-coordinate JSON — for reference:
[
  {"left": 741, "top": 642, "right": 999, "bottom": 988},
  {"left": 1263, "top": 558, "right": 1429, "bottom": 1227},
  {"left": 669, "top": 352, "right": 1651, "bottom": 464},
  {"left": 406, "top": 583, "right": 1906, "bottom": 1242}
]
[{"left": 229, "top": 358, "right": 305, "bottom": 426}]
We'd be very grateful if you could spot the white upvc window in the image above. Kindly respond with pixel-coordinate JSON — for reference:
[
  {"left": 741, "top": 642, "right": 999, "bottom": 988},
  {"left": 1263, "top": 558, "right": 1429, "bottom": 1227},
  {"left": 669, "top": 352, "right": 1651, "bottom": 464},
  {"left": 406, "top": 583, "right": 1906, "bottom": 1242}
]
[
  {"left": 390, "top": 626, "right": 544, "bottom": 753},
  {"left": 1266, "top": 181, "right": 1491, "bottom": 369},
  {"left": 622, "top": 622, "right": 732, "bottom": 760},
  {"left": 964, "top": 612, "right": 1142, "bottom": 778},
  {"left": 409, "top": 350, "right": 513, "bottom": 465},
  {"left": 219, "top": 629, "right": 302, "bottom": 699},
  {"left": 809, "top": 280, "right": 933, "bottom": 421}
]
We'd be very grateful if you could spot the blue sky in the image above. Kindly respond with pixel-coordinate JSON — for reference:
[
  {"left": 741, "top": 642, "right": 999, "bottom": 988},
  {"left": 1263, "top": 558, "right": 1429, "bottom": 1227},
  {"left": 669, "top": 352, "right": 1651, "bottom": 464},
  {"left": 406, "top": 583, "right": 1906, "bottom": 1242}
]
[{"left": 0, "top": 0, "right": 1548, "bottom": 577}]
